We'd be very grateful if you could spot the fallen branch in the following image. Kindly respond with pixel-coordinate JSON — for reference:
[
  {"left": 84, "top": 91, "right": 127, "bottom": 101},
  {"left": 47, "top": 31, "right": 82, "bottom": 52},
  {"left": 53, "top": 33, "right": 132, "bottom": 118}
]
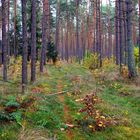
[{"left": 46, "top": 90, "right": 72, "bottom": 97}]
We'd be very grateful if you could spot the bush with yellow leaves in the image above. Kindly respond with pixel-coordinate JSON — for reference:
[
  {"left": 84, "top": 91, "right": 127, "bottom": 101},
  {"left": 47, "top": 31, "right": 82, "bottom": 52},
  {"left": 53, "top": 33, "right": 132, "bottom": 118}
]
[
  {"left": 102, "top": 57, "right": 117, "bottom": 72},
  {"left": 83, "top": 53, "right": 99, "bottom": 70},
  {"left": 134, "top": 47, "right": 139, "bottom": 66}
]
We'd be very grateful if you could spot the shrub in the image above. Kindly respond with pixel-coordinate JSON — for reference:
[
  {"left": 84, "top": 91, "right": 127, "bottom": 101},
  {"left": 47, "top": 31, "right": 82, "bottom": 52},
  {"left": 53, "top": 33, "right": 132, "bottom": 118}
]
[
  {"left": 83, "top": 53, "right": 99, "bottom": 70},
  {"left": 47, "top": 42, "right": 58, "bottom": 64},
  {"left": 134, "top": 47, "right": 139, "bottom": 66},
  {"left": 102, "top": 57, "right": 116, "bottom": 72}
]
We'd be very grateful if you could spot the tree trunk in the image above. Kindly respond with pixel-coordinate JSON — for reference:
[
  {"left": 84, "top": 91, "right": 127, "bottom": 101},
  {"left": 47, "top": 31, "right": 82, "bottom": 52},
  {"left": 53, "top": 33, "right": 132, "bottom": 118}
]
[
  {"left": 40, "top": 0, "right": 48, "bottom": 72},
  {"left": 107, "top": 0, "right": 112, "bottom": 58},
  {"left": 126, "top": 0, "right": 137, "bottom": 78},
  {"left": 98, "top": 0, "right": 102, "bottom": 67},
  {"left": 55, "top": 0, "right": 60, "bottom": 52},
  {"left": 7, "top": 0, "right": 10, "bottom": 60},
  {"left": 21, "top": 0, "right": 28, "bottom": 89},
  {"left": 65, "top": 0, "right": 69, "bottom": 61},
  {"left": 118, "top": 0, "right": 124, "bottom": 71},
  {"left": 139, "top": 0, "right": 140, "bottom": 62},
  {"left": 96, "top": 0, "right": 102, "bottom": 67},
  {"left": 76, "top": 0, "right": 80, "bottom": 61},
  {"left": 31, "top": 0, "right": 36, "bottom": 82},
  {"left": 0, "top": 40, "right": 2, "bottom": 65},
  {"left": 122, "top": 1, "right": 127, "bottom": 65},
  {"left": 115, "top": 0, "right": 119, "bottom": 65},
  {"left": 14, "top": 0, "right": 17, "bottom": 58},
  {"left": 2, "top": 0, "right": 7, "bottom": 81}
]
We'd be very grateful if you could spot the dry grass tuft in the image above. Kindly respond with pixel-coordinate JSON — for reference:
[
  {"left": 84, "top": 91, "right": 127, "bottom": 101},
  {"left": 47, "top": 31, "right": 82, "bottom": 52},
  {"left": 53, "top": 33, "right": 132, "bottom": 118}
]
[{"left": 18, "top": 128, "right": 54, "bottom": 140}]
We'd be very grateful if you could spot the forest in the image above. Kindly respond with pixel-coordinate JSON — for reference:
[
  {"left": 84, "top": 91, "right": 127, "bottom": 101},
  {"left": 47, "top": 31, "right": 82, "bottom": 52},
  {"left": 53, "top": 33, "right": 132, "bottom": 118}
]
[{"left": 0, "top": 0, "right": 140, "bottom": 139}]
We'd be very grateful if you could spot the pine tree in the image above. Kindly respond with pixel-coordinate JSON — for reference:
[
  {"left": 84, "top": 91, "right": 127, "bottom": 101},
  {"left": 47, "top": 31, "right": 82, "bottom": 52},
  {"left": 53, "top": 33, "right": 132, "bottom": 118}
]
[
  {"left": 31, "top": 0, "right": 36, "bottom": 82},
  {"left": 55, "top": 0, "right": 60, "bottom": 52},
  {"left": 2, "top": 0, "right": 7, "bottom": 81},
  {"left": 14, "top": 0, "right": 17, "bottom": 58},
  {"left": 126, "top": 0, "right": 137, "bottom": 78},
  {"left": 139, "top": 0, "right": 140, "bottom": 65},
  {"left": 40, "top": 0, "right": 48, "bottom": 72},
  {"left": 76, "top": 0, "right": 79, "bottom": 61},
  {"left": 21, "top": 0, "right": 28, "bottom": 89}
]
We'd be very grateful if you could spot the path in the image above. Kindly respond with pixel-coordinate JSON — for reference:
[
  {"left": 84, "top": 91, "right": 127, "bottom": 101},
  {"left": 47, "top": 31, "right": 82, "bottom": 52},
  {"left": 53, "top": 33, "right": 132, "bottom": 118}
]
[{"left": 57, "top": 80, "right": 74, "bottom": 140}]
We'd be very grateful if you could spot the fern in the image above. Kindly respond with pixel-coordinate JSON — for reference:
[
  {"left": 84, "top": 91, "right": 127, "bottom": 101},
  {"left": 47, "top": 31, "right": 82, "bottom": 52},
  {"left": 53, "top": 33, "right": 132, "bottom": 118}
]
[
  {"left": 10, "top": 111, "right": 22, "bottom": 126},
  {"left": 5, "top": 95, "right": 20, "bottom": 107},
  {"left": 0, "top": 111, "right": 11, "bottom": 122},
  {"left": 6, "top": 101, "right": 20, "bottom": 107}
]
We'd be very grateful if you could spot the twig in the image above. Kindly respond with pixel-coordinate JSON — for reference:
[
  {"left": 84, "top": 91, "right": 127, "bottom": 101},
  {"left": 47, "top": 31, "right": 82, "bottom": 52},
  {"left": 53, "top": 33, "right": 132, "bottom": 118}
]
[{"left": 45, "top": 90, "right": 72, "bottom": 97}]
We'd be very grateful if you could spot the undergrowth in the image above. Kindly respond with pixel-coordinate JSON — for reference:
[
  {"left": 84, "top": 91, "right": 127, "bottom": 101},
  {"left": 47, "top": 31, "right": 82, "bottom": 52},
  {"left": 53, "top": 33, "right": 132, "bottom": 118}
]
[{"left": 0, "top": 61, "right": 140, "bottom": 140}]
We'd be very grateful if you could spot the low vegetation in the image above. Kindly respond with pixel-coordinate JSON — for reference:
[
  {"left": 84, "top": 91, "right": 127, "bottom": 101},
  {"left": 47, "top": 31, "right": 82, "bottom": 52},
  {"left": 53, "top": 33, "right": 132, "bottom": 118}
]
[{"left": 0, "top": 60, "right": 140, "bottom": 140}]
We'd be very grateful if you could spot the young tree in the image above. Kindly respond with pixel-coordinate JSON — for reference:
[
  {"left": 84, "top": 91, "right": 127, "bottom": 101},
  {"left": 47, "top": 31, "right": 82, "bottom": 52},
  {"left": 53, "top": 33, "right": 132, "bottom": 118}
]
[
  {"left": 31, "top": 0, "right": 36, "bottom": 82},
  {"left": 126, "top": 0, "right": 137, "bottom": 77},
  {"left": 21, "top": 0, "right": 28, "bottom": 88}
]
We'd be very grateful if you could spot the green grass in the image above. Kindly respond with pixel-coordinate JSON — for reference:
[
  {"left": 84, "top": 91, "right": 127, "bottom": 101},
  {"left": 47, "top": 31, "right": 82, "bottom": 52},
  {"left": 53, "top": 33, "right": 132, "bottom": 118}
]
[{"left": 0, "top": 63, "right": 140, "bottom": 140}]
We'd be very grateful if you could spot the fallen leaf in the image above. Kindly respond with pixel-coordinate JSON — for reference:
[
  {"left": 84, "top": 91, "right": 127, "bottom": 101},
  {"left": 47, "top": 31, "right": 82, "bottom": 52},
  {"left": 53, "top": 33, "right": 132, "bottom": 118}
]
[{"left": 66, "top": 123, "right": 74, "bottom": 128}]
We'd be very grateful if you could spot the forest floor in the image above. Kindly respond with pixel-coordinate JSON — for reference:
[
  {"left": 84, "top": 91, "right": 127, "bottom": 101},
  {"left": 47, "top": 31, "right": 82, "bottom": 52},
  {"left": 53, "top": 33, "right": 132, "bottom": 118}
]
[{"left": 0, "top": 60, "right": 140, "bottom": 140}]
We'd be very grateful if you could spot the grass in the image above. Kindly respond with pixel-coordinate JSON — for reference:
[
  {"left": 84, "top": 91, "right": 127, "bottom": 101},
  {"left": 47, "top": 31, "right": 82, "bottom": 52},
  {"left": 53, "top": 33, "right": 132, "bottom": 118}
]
[{"left": 0, "top": 62, "right": 140, "bottom": 139}]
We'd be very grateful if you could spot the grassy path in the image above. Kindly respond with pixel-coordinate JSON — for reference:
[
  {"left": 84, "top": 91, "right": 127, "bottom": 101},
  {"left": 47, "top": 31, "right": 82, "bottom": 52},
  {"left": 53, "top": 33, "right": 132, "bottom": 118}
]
[{"left": 57, "top": 80, "right": 74, "bottom": 140}]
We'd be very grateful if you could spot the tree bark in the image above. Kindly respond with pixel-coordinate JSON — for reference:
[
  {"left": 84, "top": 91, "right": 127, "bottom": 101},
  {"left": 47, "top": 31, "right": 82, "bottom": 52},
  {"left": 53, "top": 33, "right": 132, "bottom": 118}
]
[
  {"left": 115, "top": 0, "right": 119, "bottom": 65},
  {"left": 55, "top": 0, "right": 60, "bottom": 52},
  {"left": 2, "top": 0, "right": 7, "bottom": 81},
  {"left": 139, "top": 0, "right": 140, "bottom": 62},
  {"left": 118, "top": 0, "right": 124, "bottom": 71},
  {"left": 40, "top": 0, "right": 48, "bottom": 72},
  {"left": 7, "top": 0, "right": 10, "bottom": 59},
  {"left": 21, "top": 0, "right": 28, "bottom": 88},
  {"left": 76, "top": 0, "right": 80, "bottom": 61},
  {"left": 65, "top": 0, "right": 69, "bottom": 61},
  {"left": 31, "top": 0, "right": 36, "bottom": 82},
  {"left": 14, "top": 0, "right": 17, "bottom": 58},
  {"left": 126, "top": 0, "right": 137, "bottom": 77}
]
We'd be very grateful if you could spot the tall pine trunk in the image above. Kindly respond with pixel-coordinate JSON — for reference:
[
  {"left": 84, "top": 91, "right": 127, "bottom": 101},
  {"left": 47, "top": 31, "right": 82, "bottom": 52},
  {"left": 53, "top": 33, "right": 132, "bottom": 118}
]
[
  {"left": 2, "top": 0, "right": 7, "bottom": 81},
  {"left": 21, "top": 0, "right": 28, "bottom": 89},
  {"left": 76, "top": 0, "right": 80, "bottom": 61},
  {"left": 31, "top": 0, "right": 36, "bottom": 82},
  {"left": 118, "top": 0, "right": 124, "bottom": 71},
  {"left": 115, "top": 0, "right": 119, "bottom": 65},
  {"left": 14, "top": 0, "right": 17, "bottom": 58},
  {"left": 122, "top": 1, "right": 127, "bottom": 65},
  {"left": 126, "top": 0, "right": 137, "bottom": 78},
  {"left": 40, "top": 0, "right": 48, "bottom": 72},
  {"left": 55, "top": 0, "right": 60, "bottom": 52},
  {"left": 65, "top": 0, "right": 69, "bottom": 61},
  {"left": 7, "top": 0, "right": 10, "bottom": 60},
  {"left": 139, "top": 0, "right": 140, "bottom": 62}
]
